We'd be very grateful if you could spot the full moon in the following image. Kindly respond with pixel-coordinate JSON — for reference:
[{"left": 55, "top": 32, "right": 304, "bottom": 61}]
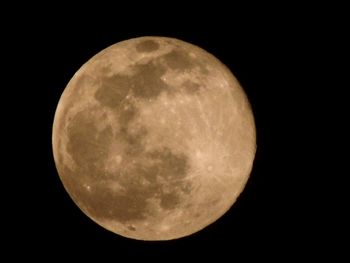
[{"left": 52, "top": 36, "right": 256, "bottom": 240}]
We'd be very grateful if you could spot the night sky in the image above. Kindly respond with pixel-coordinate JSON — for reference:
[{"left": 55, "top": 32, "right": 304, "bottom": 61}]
[{"left": 6, "top": 5, "right": 339, "bottom": 260}]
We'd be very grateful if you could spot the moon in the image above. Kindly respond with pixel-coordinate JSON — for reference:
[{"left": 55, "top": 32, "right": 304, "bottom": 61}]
[{"left": 52, "top": 36, "right": 256, "bottom": 240}]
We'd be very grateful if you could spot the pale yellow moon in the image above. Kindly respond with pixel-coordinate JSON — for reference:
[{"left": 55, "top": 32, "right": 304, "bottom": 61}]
[{"left": 52, "top": 36, "right": 256, "bottom": 240}]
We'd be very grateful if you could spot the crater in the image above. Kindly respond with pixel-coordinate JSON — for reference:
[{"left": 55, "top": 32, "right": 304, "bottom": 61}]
[{"left": 136, "top": 40, "right": 160, "bottom": 53}]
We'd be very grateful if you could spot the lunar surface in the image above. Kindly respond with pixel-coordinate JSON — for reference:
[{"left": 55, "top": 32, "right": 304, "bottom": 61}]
[{"left": 52, "top": 36, "right": 256, "bottom": 240}]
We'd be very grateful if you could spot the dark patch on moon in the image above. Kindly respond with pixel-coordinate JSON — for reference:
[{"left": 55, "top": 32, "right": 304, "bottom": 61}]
[
  {"left": 194, "top": 213, "right": 201, "bottom": 218},
  {"left": 209, "top": 198, "right": 221, "bottom": 206},
  {"left": 94, "top": 74, "right": 131, "bottom": 108},
  {"left": 127, "top": 225, "right": 136, "bottom": 231},
  {"left": 66, "top": 110, "right": 112, "bottom": 170},
  {"left": 146, "top": 148, "right": 189, "bottom": 179},
  {"left": 159, "top": 192, "right": 180, "bottom": 210},
  {"left": 162, "top": 49, "right": 195, "bottom": 71},
  {"left": 117, "top": 102, "right": 137, "bottom": 128},
  {"left": 86, "top": 181, "right": 150, "bottom": 222},
  {"left": 182, "top": 80, "right": 201, "bottom": 94},
  {"left": 160, "top": 47, "right": 210, "bottom": 75},
  {"left": 180, "top": 183, "right": 192, "bottom": 194},
  {"left": 116, "top": 102, "right": 148, "bottom": 157},
  {"left": 144, "top": 148, "right": 191, "bottom": 210},
  {"left": 123, "top": 127, "right": 148, "bottom": 156},
  {"left": 94, "top": 61, "right": 169, "bottom": 106},
  {"left": 130, "top": 63, "right": 168, "bottom": 99},
  {"left": 199, "top": 64, "right": 210, "bottom": 75},
  {"left": 136, "top": 40, "right": 160, "bottom": 53}
]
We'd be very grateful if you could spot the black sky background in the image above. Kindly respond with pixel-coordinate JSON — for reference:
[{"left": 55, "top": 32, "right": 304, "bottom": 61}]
[{"left": 5, "top": 4, "right": 344, "bottom": 260}]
